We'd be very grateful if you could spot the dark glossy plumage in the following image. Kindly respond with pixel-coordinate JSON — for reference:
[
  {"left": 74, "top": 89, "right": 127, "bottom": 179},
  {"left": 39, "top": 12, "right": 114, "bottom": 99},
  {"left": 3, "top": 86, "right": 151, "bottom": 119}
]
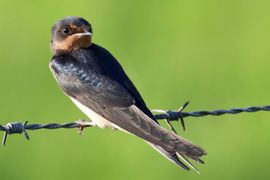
[{"left": 50, "top": 43, "right": 206, "bottom": 171}]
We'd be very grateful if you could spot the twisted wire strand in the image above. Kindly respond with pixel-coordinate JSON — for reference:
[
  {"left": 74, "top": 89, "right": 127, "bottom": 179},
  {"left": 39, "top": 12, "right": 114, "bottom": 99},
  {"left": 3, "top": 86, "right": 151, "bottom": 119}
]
[
  {"left": 0, "top": 104, "right": 269, "bottom": 145},
  {"left": 0, "top": 121, "right": 89, "bottom": 132},
  {"left": 154, "top": 105, "right": 270, "bottom": 120}
]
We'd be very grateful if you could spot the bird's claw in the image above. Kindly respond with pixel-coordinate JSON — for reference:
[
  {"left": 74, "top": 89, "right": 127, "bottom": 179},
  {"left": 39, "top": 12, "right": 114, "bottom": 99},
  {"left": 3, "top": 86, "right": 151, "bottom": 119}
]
[{"left": 76, "top": 119, "right": 95, "bottom": 135}]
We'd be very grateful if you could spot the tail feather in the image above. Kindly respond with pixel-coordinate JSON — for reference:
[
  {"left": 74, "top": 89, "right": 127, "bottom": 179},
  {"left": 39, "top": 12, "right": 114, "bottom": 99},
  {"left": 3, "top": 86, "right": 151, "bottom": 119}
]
[
  {"left": 128, "top": 105, "right": 207, "bottom": 160},
  {"left": 176, "top": 153, "right": 200, "bottom": 174},
  {"left": 147, "top": 142, "right": 190, "bottom": 170},
  {"left": 147, "top": 141, "right": 205, "bottom": 173}
]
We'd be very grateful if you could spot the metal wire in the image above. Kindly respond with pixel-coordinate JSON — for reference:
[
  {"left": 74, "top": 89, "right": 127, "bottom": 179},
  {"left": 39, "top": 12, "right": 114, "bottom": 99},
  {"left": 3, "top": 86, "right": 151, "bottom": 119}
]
[
  {"left": 1, "top": 103, "right": 270, "bottom": 145},
  {"left": 154, "top": 104, "right": 270, "bottom": 120}
]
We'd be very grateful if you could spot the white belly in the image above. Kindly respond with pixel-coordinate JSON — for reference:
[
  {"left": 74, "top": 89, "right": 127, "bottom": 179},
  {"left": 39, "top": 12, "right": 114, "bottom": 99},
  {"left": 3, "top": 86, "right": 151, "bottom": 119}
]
[{"left": 70, "top": 97, "right": 116, "bottom": 129}]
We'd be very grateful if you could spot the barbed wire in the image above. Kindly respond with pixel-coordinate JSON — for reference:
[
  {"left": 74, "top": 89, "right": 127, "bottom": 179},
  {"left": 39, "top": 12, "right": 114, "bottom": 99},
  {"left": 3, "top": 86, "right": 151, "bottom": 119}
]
[{"left": 1, "top": 102, "right": 270, "bottom": 146}]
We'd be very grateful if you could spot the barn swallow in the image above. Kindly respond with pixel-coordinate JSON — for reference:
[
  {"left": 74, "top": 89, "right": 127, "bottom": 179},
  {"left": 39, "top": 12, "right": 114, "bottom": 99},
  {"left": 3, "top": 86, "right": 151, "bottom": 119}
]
[{"left": 49, "top": 17, "right": 206, "bottom": 172}]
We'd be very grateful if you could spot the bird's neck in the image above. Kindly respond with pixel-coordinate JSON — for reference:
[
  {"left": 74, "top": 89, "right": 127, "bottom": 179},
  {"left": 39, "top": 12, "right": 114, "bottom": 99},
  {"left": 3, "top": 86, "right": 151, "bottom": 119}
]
[{"left": 51, "top": 36, "right": 92, "bottom": 56}]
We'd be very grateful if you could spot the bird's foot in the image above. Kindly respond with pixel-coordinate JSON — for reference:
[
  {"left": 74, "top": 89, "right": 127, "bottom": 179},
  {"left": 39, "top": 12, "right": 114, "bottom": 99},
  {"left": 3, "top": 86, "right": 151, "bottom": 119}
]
[{"left": 76, "top": 119, "right": 96, "bottom": 135}]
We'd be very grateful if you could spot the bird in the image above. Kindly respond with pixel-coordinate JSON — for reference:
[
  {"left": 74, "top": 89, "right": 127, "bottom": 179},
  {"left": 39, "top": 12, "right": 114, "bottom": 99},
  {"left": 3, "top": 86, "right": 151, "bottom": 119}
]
[{"left": 49, "top": 16, "right": 207, "bottom": 172}]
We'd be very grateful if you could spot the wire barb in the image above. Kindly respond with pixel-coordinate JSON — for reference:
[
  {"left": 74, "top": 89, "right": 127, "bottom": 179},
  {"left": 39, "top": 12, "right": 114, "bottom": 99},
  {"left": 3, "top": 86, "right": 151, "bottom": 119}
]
[
  {"left": 2, "top": 121, "right": 29, "bottom": 146},
  {"left": 152, "top": 101, "right": 190, "bottom": 131},
  {"left": 177, "top": 101, "right": 189, "bottom": 131},
  {"left": 0, "top": 103, "right": 270, "bottom": 145}
]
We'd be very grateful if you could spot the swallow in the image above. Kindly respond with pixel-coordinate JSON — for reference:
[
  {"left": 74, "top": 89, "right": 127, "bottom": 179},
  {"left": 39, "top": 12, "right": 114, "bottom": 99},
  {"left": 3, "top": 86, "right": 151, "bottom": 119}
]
[{"left": 49, "top": 17, "right": 207, "bottom": 172}]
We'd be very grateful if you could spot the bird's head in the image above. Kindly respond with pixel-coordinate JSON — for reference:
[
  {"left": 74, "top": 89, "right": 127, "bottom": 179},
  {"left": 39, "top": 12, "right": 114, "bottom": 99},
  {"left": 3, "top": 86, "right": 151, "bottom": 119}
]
[{"left": 51, "top": 17, "right": 93, "bottom": 54}]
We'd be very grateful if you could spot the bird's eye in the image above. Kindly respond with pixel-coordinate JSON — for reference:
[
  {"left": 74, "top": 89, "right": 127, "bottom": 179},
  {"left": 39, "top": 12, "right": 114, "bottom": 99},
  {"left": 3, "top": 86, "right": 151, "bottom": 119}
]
[{"left": 62, "top": 27, "right": 70, "bottom": 34}]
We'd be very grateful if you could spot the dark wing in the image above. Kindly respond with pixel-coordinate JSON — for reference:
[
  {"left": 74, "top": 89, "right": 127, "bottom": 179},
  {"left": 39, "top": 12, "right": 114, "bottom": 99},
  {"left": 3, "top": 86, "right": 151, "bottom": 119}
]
[
  {"left": 50, "top": 56, "right": 206, "bottom": 165},
  {"left": 91, "top": 44, "right": 156, "bottom": 120},
  {"left": 88, "top": 45, "right": 200, "bottom": 170},
  {"left": 91, "top": 44, "right": 202, "bottom": 170}
]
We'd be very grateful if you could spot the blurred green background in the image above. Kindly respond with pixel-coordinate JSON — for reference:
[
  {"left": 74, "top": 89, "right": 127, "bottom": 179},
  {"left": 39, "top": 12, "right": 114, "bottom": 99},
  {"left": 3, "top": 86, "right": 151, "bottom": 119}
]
[{"left": 0, "top": 0, "right": 270, "bottom": 179}]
